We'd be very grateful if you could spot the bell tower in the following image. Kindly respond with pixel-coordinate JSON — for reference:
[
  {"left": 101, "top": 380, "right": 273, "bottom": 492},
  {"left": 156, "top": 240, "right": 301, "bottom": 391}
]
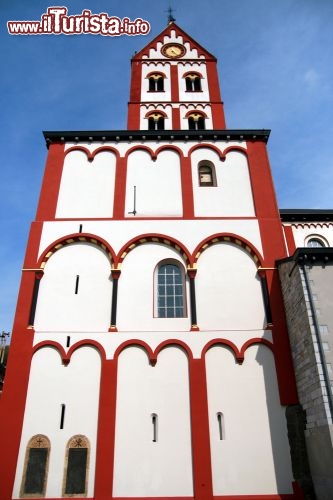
[{"left": 127, "top": 21, "right": 226, "bottom": 130}]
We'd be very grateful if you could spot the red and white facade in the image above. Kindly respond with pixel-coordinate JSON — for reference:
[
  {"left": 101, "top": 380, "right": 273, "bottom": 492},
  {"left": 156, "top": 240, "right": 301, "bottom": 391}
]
[{"left": 0, "top": 22, "right": 304, "bottom": 500}]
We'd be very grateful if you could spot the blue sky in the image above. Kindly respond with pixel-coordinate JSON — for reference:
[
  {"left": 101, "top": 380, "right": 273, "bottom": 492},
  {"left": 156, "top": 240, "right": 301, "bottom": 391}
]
[{"left": 1, "top": 0, "right": 333, "bottom": 334}]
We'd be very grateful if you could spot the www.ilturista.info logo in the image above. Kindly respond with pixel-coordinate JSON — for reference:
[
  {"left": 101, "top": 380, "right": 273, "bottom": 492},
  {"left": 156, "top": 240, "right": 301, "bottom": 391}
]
[{"left": 7, "top": 7, "right": 151, "bottom": 36}]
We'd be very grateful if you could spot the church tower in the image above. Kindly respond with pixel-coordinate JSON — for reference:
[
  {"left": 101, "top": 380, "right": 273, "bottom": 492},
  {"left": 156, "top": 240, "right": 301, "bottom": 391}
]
[{"left": 0, "top": 20, "right": 304, "bottom": 500}]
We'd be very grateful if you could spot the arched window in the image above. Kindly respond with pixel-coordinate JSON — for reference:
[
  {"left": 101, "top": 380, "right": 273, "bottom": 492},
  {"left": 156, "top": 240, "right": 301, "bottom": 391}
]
[
  {"left": 188, "top": 112, "right": 205, "bottom": 130},
  {"left": 157, "top": 260, "right": 185, "bottom": 318},
  {"left": 21, "top": 435, "right": 50, "bottom": 497},
  {"left": 63, "top": 435, "right": 90, "bottom": 497},
  {"left": 307, "top": 238, "right": 325, "bottom": 248},
  {"left": 148, "top": 112, "right": 165, "bottom": 130},
  {"left": 148, "top": 74, "right": 164, "bottom": 92},
  {"left": 198, "top": 161, "right": 217, "bottom": 186},
  {"left": 185, "top": 73, "right": 202, "bottom": 92}
]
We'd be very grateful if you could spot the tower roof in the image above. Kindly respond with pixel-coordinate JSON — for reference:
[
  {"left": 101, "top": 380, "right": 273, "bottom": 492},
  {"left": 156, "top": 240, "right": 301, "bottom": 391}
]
[{"left": 132, "top": 21, "right": 217, "bottom": 61}]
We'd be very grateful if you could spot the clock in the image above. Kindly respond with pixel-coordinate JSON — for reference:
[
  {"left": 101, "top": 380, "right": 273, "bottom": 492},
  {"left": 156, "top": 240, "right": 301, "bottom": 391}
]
[{"left": 161, "top": 43, "right": 186, "bottom": 58}]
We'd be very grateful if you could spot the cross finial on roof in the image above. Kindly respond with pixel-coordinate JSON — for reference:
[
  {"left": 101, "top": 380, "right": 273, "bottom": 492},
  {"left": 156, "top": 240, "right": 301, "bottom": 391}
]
[{"left": 166, "top": 6, "right": 176, "bottom": 24}]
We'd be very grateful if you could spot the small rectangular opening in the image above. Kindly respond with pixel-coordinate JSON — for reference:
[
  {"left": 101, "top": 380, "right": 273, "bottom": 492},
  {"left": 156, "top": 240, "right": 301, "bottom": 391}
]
[
  {"left": 66, "top": 336, "right": 71, "bottom": 348},
  {"left": 75, "top": 275, "right": 80, "bottom": 294},
  {"left": 79, "top": 224, "right": 83, "bottom": 233},
  {"left": 152, "top": 413, "right": 158, "bottom": 442},
  {"left": 217, "top": 412, "right": 224, "bottom": 440},
  {"left": 60, "top": 404, "right": 66, "bottom": 429}
]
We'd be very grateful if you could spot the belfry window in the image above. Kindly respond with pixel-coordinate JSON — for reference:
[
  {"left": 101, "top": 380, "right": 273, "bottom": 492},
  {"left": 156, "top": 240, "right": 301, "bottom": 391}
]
[
  {"left": 148, "top": 112, "right": 165, "bottom": 130},
  {"left": 148, "top": 74, "right": 164, "bottom": 92},
  {"left": 21, "top": 435, "right": 50, "bottom": 497},
  {"left": 198, "top": 161, "right": 216, "bottom": 187},
  {"left": 157, "top": 261, "right": 185, "bottom": 318},
  {"left": 185, "top": 74, "right": 202, "bottom": 92},
  {"left": 188, "top": 112, "right": 205, "bottom": 130}
]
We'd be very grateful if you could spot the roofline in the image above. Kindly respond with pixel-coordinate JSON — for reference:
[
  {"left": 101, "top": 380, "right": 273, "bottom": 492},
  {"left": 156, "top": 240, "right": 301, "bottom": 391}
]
[
  {"left": 277, "top": 247, "right": 333, "bottom": 266},
  {"left": 43, "top": 129, "right": 270, "bottom": 148},
  {"left": 280, "top": 209, "right": 333, "bottom": 222}
]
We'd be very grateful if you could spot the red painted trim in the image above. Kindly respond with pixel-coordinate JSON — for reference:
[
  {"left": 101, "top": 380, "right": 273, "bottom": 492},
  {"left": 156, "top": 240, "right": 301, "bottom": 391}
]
[
  {"left": 37, "top": 232, "right": 116, "bottom": 268},
  {"left": 114, "top": 339, "right": 156, "bottom": 364},
  {"left": 145, "top": 109, "right": 168, "bottom": 118},
  {"left": 193, "top": 233, "right": 264, "bottom": 268},
  {"left": 189, "top": 358, "right": 214, "bottom": 500},
  {"left": 171, "top": 64, "right": 180, "bottom": 104},
  {"left": 36, "top": 142, "right": 65, "bottom": 221},
  {"left": 127, "top": 102, "right": 141, "bottom": 130},
  {"left": 68, "top": 340, "right": 107, "bottom": 361},
  {"left": 183, "top": 71, "right": 203, "bottom": 78},
  {"left": 65, "top": 145, "right": 121, "bottom": 162},
  {"left": 124, "top": 144, "right": 157, "bottom": 161},
  {"left": 113, "top": 156, "right": 127, "bottom": 219},
  {"left": 23, "top": 221, "right": 44, "bottom": 268},
  {"left": 172, "top": 107, "right": 181, "bottom": 129},
  {"left": 189, "top": 143, "right": 226, "bottom": 160},
  {"left": 206, "top": 60, "right": 226, "bottom": 128},
  {"left": 185, "top": 109, "right": 208, "bottom": 118},
  {"left": 155, "top": 339, "right": 193, "bottom": 360},
  {"left": 246, "top": 142, "right": 280, "bottom": 222},
  {"left": 33, "top": 341, "right": 67, "bottom": 361},
  {"left": 202, "top": 338, "right": 241, "bottom": 362},
  {"left": 239, "top": 338, "right": 274, "bottom": 359},
  {"left": 283, "top": 225, "right": 296, "bottom": 256},
  {"left": 222, "top": 145, "right": 248, "bottom": 158},
  {"left": 146, "top": 71, "right": 167, "bottom": 78},
  {"left": 0, "top": 270, "right": 37, "bottom": 499},
  {"left": 117, "top": 233, "right": 191, "bottom": 268},
  {"left": 95, "top": 359, "right": 118, "bottom": 498}
]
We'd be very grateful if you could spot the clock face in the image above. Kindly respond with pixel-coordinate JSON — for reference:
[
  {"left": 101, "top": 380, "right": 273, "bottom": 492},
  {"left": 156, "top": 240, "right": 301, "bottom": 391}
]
[{"left": 161, "top": 43, "right": 186, "bottom": 58}]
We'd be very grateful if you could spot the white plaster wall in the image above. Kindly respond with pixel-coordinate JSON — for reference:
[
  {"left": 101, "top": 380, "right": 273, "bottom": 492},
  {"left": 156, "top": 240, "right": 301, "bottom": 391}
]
[
  {"left": 289, "top": 224, "right": 333, "bottom": 248},
  {"left": 117, "top": 243, "right": 190, "bottom": 331},
  {"left": 38, "top": 219, "right": 263, "bottom": 262},
  {"left": 141, "top": 62, "right": 171, "bottom": 102},
  {"left": 13, "top": 346, "right": 101, "bottom": 499},
  {"left": 206, "top": 344, "right": 293, "bottom": 495},
  {"left": 125, "top": 149, "right": 183, "bottom": 217},
  {"left": 192, "top": 149, "right": 255, "bottom": 217},
  {"left": 195, "top": 242, "right": 266, "bottom": 330},
  {"left": 34, "top": 243, "right": 112, "bottom": 332},
  {"left": 56, "top": 150, "right": 116, "bottom": 218},
  {"left": 178, "top": 63, "right": 210, "bottom": 102},
  {"left": 113, "top": 345, "right": 193, "bottom": 496}
]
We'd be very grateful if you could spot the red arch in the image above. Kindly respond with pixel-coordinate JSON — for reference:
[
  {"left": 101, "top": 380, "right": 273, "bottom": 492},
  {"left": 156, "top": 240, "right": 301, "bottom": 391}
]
[
  {"left": 185, "top": 109, "right": 208, "bottom": 118},
  {"left": 146, "top": 71, "right": 166, "bottom": 78},
  {"left": 222, "top": 145, "right": 248, "bottom": 158},
  {"left": 125, "top": 144, "right": 157, "bottom": 161},
  {"left": 192, "top": 233, "right": 263, "bottom": 268},
  {"left": 33, "top": 341, "right": 67, "bottom": 363},
  {"left": 65, "top": 145, "right": 120, "bottom": 162},
  {"left": 188, "top": 143, "right": 225, "bottom": 161},
  {"left": 114, "top": 340, "right": 156, "bottom": 365},
  {"left": 154, "top": 339, "right": 193, "bottom": 360},
  {"left": 154, "top": 144, "right": 184, "bottom": 159},
  {"left": 116, "top": 233, "right": 192, "bottom": 268},
  {"left": 201, "top": 338, "right": 242, "bottom": 362},
  {"left": 183, "top": 71, "right": 203, "bottom": 78},
  {"left": 37, "top": 233, "right": 116, "bottom": 269},
  {"left": 67, "top": 340, "right": 107, "bottom": 362},
  {"left": 239, "top": 338, "right": 274, "bottom": 359}
]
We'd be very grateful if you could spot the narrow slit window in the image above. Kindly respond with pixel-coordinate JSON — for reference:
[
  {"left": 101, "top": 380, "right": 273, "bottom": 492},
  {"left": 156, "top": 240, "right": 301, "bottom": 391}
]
[
  {"left": 198, "top": 161, "right": 216, "bottom": 187},
  {"left": 152, "top": 413, "right": 158, "bottom": 442},
  {"left": 79, "top": 224, "right": 83, "bottom": 233},
  {"left": 60, "top": 404, "right": 66, "bottom": 429},
  {"left": 75, "top": 275, "right": 80, "bottom": 294},
  {"left": 217, "top": 412, "right": 224, "bottom": 440},
  {"left": 66, "top": 336, "right": 71, "bottom": 347}
]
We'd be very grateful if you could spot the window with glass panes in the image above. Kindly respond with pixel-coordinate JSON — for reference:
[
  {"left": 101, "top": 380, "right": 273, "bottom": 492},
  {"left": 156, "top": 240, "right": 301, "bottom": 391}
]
[{"left": 157, "top": 263, "right": 184, "bottom": 317}]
